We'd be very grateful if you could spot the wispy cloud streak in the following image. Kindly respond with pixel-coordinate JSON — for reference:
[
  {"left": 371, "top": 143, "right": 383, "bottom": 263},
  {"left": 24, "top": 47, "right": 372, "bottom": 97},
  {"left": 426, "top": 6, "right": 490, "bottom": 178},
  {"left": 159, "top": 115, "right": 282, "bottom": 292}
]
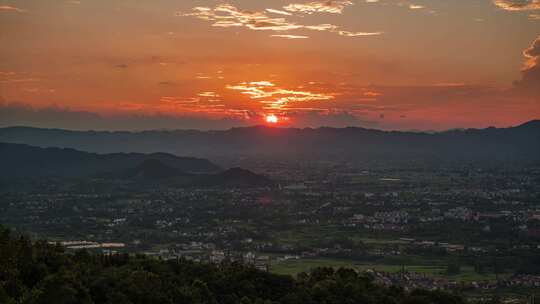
[
  {"left": 180, "top": 3, "right": 382, "bottom": 38},
  {"left": 0, "top": 5, "right": 27, "bottom": 13},
  {"left": 226, "top": 81, "right": 334, "bottom": 110},
  {"left": 493, "top": 0, "right": 540, "bottom": 11},
  {"left": 283, "top": 1, "right": 354, "bottom": 14}
]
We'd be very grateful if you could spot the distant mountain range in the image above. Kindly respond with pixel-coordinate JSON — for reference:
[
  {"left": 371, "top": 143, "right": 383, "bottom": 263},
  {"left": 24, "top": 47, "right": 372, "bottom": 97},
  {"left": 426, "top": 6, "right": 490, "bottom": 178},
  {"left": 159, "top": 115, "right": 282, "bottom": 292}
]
[{"left": 1, "top": 121, "right": 539, "bottom": 164}]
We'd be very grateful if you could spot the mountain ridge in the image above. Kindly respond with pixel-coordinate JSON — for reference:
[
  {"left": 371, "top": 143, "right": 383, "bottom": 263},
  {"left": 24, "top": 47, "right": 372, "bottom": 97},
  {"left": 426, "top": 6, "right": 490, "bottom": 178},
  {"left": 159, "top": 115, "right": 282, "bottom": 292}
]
[
  {"left": 1, "top": 121, "right": 539, "bottom": 164},
  {"left": 0, "top": 142, "right": 221, "bottom": 178},
  {"left": 3, "top": 119, "right": 538, "bottom": 134}
]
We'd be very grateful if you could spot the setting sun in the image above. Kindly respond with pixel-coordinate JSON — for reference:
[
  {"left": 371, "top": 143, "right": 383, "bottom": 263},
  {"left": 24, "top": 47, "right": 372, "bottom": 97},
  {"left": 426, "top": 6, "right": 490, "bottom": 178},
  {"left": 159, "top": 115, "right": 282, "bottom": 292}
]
[
  {"left": 266, "top": 114, "right": 279, "bottom": 124},
  {"left": 1, "top": 1, "right": 539, "bottom": 131}
]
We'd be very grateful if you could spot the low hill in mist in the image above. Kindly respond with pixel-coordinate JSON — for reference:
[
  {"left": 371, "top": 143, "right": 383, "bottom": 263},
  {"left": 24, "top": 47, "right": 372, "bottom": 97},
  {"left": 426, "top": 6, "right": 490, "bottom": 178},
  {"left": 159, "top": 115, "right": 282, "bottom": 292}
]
[
  {"left": 114, "top": 159, "right": 272, "bottom": 187},
  {"left": 119, "top": 159, "right": 190, "bottom": 180},
  {"left": 193, "top": 167, "right": 273, "bottom": 187}
]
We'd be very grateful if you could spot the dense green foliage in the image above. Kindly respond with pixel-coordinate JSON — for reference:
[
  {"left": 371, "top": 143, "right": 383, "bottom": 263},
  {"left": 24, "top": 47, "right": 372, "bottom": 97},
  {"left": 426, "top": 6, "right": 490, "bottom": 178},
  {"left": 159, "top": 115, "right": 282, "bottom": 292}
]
[{"left": 0, "top": 226, "right": 466, "bottom": 304}]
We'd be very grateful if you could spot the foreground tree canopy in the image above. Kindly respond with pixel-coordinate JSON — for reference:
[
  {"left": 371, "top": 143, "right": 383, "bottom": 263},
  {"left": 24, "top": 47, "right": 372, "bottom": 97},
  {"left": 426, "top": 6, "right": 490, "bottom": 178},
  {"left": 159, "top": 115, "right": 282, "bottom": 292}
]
[{"left": 0, "top": 226, "right": 466, "bottom": 304}]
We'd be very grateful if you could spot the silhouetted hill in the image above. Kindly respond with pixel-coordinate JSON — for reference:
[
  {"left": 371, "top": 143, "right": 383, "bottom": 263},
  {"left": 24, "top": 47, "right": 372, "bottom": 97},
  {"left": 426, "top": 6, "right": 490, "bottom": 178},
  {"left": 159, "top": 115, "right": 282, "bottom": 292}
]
[
  {"left": 119, "top": 159, "right": 189, "bottom": 180},
  {"left": 1, "top": 121, "right": 539, "bottom": 164},
  {"left": 515, "top": 119, "right": 540, "bottom": 130},
  {"left": 194, "top": 167, "right": 272, "bottom": 187},
  {"left": 0, "top": 142, "right": 221, "bottom": 178}
]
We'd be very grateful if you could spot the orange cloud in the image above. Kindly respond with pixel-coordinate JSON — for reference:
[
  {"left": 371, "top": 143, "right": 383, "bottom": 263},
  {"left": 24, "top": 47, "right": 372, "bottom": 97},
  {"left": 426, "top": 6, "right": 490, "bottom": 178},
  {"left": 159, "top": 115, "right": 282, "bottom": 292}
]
[
  {"left": 198, "top": 92, "right": 220, "bottom": 98},
  {"left": 226, "top": 81, "right": 334, "bottom": 110},
  {"left": 515, "top": 36, "right": 540, "bottom": 92},
  {"left": 338, "top": 30, "right": 383, "bottom": 37},
  {"left": 0, "top": 5, "right": 27, "bottom": 13},
  {"left": 283, "top": 1, "right": 354, "bottom": 14},
  {"left": 182, "top": 4, "right": 303, "bottom": 31},
  {"left": 493, "top": 0, "right": 540, "bottom": 11},
  {"left": 365, "top": 0, "right": 435, "bottom": 14},
  {"left": 409, "top": 4, "right": 424, "bottom": 9},
  {"left": 271, "top": 34, "right": 310, "bottom": 39},
  {"left": 305, "top": 24, "right": 339, "bottom": 31},
  {"left": 181, "top": 4, "right": 382, "bottom": 38},
  {"left": 265, "top": 8, "right": 293, "bottom": 16}
]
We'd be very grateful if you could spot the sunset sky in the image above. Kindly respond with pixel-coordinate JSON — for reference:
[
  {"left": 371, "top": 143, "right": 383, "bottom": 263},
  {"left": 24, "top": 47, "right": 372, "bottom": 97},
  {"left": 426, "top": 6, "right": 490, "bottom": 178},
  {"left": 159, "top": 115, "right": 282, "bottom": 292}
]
[{"left": 1, "top": 0, "right": 539, "bottom": 130}]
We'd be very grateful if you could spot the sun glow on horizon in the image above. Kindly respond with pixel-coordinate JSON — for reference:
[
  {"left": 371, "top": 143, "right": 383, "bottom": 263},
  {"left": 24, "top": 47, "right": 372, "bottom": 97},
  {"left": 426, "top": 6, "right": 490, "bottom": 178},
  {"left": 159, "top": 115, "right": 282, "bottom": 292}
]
[{"left": 266, "top": 114, "right": 279, "bottom": 124}]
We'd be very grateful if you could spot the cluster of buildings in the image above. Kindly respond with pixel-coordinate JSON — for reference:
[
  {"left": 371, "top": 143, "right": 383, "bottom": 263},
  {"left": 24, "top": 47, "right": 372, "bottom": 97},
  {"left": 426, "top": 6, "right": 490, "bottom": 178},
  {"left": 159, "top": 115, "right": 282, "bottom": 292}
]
[
  {"left": 142, "top": 246, "right": 271, "bottom": 272},
  {"left": 370, "top": 270, "right": 540, "bottom": 292}
]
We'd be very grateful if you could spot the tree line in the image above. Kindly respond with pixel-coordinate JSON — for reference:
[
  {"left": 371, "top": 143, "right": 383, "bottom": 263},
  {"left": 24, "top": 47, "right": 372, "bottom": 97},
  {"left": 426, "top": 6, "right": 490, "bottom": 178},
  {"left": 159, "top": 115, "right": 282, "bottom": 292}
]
[{"left": 0, "top": 226, "right": 466, "bottom": 304}]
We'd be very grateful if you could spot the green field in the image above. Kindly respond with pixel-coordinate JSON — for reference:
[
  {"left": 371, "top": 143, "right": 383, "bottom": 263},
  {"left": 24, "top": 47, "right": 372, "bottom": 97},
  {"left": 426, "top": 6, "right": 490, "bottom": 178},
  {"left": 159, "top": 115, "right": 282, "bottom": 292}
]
[
  {"left": 270, "top": 258, "right": 510, "bottom": 282},
  {"left": 352, "top": 237, "right": 408, "bottom": 245},
  {"left": 271, "top": 225, "right": 402, "bottom": 247}
]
